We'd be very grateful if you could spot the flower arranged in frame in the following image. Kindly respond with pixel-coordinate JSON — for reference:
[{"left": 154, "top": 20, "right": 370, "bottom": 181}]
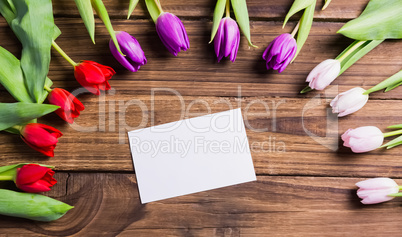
[
  {"left": 356, "top": 178, "right": 400, "bottom": 205},
  {"left": 214, "top": 17, "right": 240, "bottom": 62},
  {"left": 14, "top": 164, "right": 57, "bottom": 193},
  {"left": 341, "top": 124, "right": 402, "bottom": 153},
  {"left": 262, "top": 33, "right": 297, "bottom": 73},
  {"left": 47, "top": 88, "right": 85, "bottom": 124},
  {"left": 144, "top": 0, "right": 190, "bottom": 56},
  {"left": 110, "top": 31, "right": 147, "bottom": 72},
  {"left": 51, "top": 41, "right": 116, "bottom": 95},
  {"left": 209, "top": 0, "right": 256, "bottom": 62},
  {"left": 20, "top": 123, "right": 63, "bottom": 157}
]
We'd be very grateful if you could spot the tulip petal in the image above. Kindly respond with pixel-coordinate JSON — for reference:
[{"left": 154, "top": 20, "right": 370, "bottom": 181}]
[
  {"left": 356, "top": 177, "right": 398, "bottom": 189},
  {"left": 360, "top": 189, "right": 396, "bottom": 204},
  {"left": 16, "top": 165, "right": 49, "bottom": 185},
  {"left": 110, "top": 39, "right": 136, "bottom": 72},
  {"left": 18, "top": 181, "right": 52, "bottom": 193}
]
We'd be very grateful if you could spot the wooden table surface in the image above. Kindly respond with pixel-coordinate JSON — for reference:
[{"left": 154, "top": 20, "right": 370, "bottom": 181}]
[{"left": 1, "top": 0, "right": 402, "bottom": 236}]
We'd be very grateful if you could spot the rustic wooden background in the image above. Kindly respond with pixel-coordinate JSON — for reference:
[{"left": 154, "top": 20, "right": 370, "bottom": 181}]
[{"left": 1, "top": 0, "right": 402, "bottom": 236}]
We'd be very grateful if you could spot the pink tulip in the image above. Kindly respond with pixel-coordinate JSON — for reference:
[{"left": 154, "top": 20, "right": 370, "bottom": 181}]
[
  {"left": 341, "top": 126, "right": 384, "bottom": 153},
  {"left": 306, "top": 59, "right": 340, "bottom": 90},
  {"left": 330, "top": 87, "right": 368, "bottom": 117},
  {"left": 356, "top": 178, "right": 399, "bottom": 204}
]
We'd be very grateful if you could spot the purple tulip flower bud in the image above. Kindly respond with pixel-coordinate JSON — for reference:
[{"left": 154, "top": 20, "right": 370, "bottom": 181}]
[
  {"left": 156, "top": 12, "right": 190, "bottom": 56},
  {"left": 214, "top": 17, "right": 240, "bottom": 62},
  {"left": 109, "top": 31, "right": 147, "bottom": 72},
  {"left": 262, "top": 33, "right": 297, "bottom": 73}
]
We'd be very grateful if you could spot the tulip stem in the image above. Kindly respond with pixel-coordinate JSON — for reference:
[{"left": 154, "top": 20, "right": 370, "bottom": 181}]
[
  {"left": 225, "top": 0, "right": 230, "bottom": 18},
  {"left": 11, "top": 125, "right": 23, "bottom": 133},
  {"left": 154, "top": 0, "right": 163, "bottom": 13},
  {"left": 290, "top": 21, "right": 300, "bottom": 38},
  {"left": 0, "top": 175, "right": 13, "bottom": 181},
  {"left": 300, "top": 86, "right": 313, "bottom": 94},
  {"left": 51, "top": 41, "right": 78, "bottom": 67},
  {"left": 336, "top": 40, "right": 366, "bottom": 63},
  {"left": 44, "top": 85, "right": 52, "bottom": 93},
  {"left": 383, "top": 129, "right": 402, "bottom": 138}
]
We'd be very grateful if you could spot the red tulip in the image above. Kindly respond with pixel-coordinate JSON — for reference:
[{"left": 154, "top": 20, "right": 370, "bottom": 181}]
[
  {"left": 15, "top": 164, "right": 57, "bottom": 193},
  {"left": 48, "top": 88, "right": 85, "bottom": 124},
  {"left": 21, "top": 123, "right": 63, "bottom": 157},
  {"left": 74, "top": 60, "right": 116, "bottom": 95}
]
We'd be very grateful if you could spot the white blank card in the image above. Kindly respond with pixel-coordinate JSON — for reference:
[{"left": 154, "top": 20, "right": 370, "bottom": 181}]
[{"left": 128, "top": 108, "right": 256, "bottom": 203}]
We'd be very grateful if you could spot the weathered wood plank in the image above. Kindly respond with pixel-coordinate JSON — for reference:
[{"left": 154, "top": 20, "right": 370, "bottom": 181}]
[
  {"left": 53, "top": 0, "right": 368, "bottom": 20},
  {"left": 0, "top": 95, "right": 401, "bottom": 177},
  {"left": 1, "top": 173, "right": 401, "bottom": 236},
  {"left": 0, "top": 19, "right": 397, "bottom": 99}
]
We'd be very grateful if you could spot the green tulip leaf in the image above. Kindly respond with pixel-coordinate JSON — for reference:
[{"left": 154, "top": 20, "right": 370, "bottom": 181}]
[
  {"left": 384, "top": 71, "right": 402, "bottom": 92},
  {"left": 382, "top": 135, "right": 402, "bottom": 149},
  {"left": 0, "top": 189, "right": 73, "bottom": 222},
  {"left": 75, "top": 0, "right": 95, "bottom": 44},
  {"left": 231, "top": 0, "right": 255, "bottom": 47},
  {"left": 145, "top": 0, "right": 162, "bottom": 23},
  {"left": 210, "top": 0, "right": 226, "bottom": 43},
  {"left": 335, "top": 40, "right": 383, "bottom": 76},
  {"left": 322, "top": 0, "right": 332, "bottom": 10},
  {"left": 0, "top": 0, "right": 16, "bottom": 25},
  {"left": 0, "top": 102, "right": 59, "bottom": 131},
  {"left": 91, "top": 0, "right": 123, "bottom": 55},
  {"left": 0, "top": 0, "right": 61, "bottom": 41},
  {"left": 10, "top": 0, "right": 55, "bottom": 103},
  {"left": 0, "top": 46, "right": 33, "bottom": 103},
  {"left": 337, "top": 0, "right": 402, "bottom": 40},
  {"left": 283, "top": 0, "right": 315, "bottom": 27},
  {"left": 127, "top": 0, "right": 139, "bottom": 19},
  {"left": 364, "top": 70, "right": 402, "bottom": 94},
  {"left": 388, "top": 124, "right": 402, "bottom": 129},
  {"left": 293, "top": 1, "right": 315, "bottom": 61}
]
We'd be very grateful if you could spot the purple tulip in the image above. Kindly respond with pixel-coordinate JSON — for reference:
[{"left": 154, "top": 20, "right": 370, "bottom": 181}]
[
  {"left": 109, "top": 31, "right": 147, "bottom": 72},
  {"left": 262, "top": 33, "right": 297, "bottom": 73},
  {"left": 156, "top": 12, "right": 190, "bottom": 56},
  {"left": 214, "top": 17, "right": 240, "bottom": 62}
]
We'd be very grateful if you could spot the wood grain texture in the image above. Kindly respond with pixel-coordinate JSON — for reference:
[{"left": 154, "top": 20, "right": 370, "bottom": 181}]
[
  {"left": 1, "top": 173, "right": 402, "bottom": 236},
  {"left": 1, "top": 0, "right": 402, "bottom": 235},
  {"left": 1, "top": 95, "right": 401, "bottom": 177}
]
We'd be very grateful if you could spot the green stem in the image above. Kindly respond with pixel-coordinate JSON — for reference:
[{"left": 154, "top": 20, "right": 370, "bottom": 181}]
[
  {"left": 0, "top": 175, "right": 13, "bottom": 181},
  {"left": 225, "top": 0, "right": 230, "bottom": 18},
  {"left": 364, "top": 70, "right": 402, "bottom": 95},
  {"left": 300, "top": 86, "right": 313, "bottom": 94},
  {"left": 44, "top": 85, "right": 52, "bottom": 93},
  {"left": 336, "top": 40, "right": 366, "bottom": 63},
  {"left": 383, "top": 129, "right": 402, "bottom": 138},
  {"left": 154, "top": 0, "right": 163, "bottom": 13},
  {"left": 290, "top": 21, "right": 300, "bottom": 38},
  {"left": 11, "top": 125, "right": 23, "bottom": 133},
  {"left": 399, "top": 186, "right": 402, "bottom": 190},
  {"left": 51, "top": 41, "right": 78, "bottom": 67},
  {"left": 322, "top": 0, "right": 332, "bottom": 10}
]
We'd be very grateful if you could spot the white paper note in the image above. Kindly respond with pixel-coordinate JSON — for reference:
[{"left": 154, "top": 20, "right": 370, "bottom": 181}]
[{"left": 128, "top": 108, "right": 256, "bottom": 203}]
